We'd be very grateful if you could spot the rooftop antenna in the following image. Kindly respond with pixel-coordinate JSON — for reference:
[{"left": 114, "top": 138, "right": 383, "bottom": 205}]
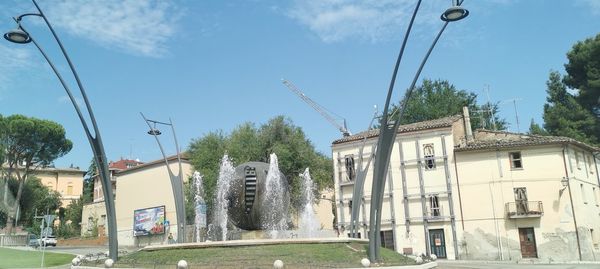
[
  {"left": 483, "top": 84, "right": 497, "bottom": 131},
  {"left": 501, "top": 98, "right": 523, "bottom": 133}
]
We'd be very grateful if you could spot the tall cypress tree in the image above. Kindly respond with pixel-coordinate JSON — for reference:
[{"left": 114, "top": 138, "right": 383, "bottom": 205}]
[{"left": 543, "top": 71, "right": 599, "bottom": 145}]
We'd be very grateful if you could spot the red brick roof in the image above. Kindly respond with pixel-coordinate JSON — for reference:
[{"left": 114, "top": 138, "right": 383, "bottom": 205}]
[{"left": 108, "top": 159, "right": 143, "bottom": 170}]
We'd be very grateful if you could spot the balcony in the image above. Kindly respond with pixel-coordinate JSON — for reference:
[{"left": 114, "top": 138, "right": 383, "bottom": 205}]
[
  {"left": 426, "top": 206, "right": 449, "bottom": 222},
  {"left": 506, "top": 201, "right": 543, "bottom": 218}
]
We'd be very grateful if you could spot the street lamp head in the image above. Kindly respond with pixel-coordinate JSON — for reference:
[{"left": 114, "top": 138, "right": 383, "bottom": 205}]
[
  {"left": 4, "top": 27, "right": 31, "bottom": 44},
  {"left": 441, "top": 6, "right": 469, "bottom": 22},
  {"left": 148, "top": 129, "right": 162, "bottom": 136}
]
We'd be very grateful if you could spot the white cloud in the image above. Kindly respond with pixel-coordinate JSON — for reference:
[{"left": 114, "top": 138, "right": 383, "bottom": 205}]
[
  {"left": 0, "top": 44, "right": 34, "bottom": 95},
  {"left": 577, "top": 0, "right": 600, "bottom": 15},
  {"left": 286, "top": 0, "right": 449, "bottom": 43},
  {"left": 42, "top": 0, "right": 182, "bottom": 57},
  {"left": 57, "top": 95, "right": 84, "bottom": 107}
]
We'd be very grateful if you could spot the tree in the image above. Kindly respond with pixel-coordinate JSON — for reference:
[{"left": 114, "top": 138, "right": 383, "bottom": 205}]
[
  {"left": 528, "top": 119, "right": 549, "bottom": 136},
  {"left": 0, "top": 115, "right": 72, "bottom": 233},
  {"left": 564, "top": 33, "right": 600, "bottom": 116},
  {"left": 187, "top": 116, "right": 333, "bottom": 216},
  {"left": 0, "top": 177, "right": 61, "bottom": 230},
  {"left": 542, "top": 71, "right": 599, "bottom": 145},
  {"left": 82, "top": 159, "right": 96, "bottom": 204},
  {"left": 389, "top": 79, "right": 507, "bottom": 130},
  {"left": 58, "top": 197, "right": 84, "bottom": 238}
]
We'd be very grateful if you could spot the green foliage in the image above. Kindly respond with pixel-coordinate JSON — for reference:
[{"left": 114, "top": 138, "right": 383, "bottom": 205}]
[
  {"left": 1, "top": 114, "right": 73, "bottom": 168},
  {"left": 543, "top": 71, "right": 599, "bottom": 145},
  {"left": 63, "top": 197, "right": 84, "bottom": 231},
  {"left": 82, "top": 159, "right": 96, "bottom": 203},
  {"left": 0, "top": 177, "right": 61, "bottom": 230},
  {"left": 564, "top": 33, "right": 600, "bottom": 116},
  {"left": 389, "top": 79, "right": 507, "bottom": 130},
  {"left": 0, "top": 247, "right": 75, "bottom": 268},
  {"left": 20, "top": 177, "right": 62, "bottom": 228},
  {"left": 0, "top": 114, "right": 5, "bottom": 166},
  {"left": 188, "top": 116, "right": 333, "bottom": 214},
  {"left": 56, "top": 222, "right": 78, "bottom": 239},
  {"left": 115, "top": 242, "right": 414, "bottom": 267},
  {"left": 0, "top": 114, "right": 72, "bottom": 231},
  {"left": 184, "top": 178, "right": 196, "bottom": 225},
  {"left": 528, "top": 119, "right": 549, "bottom": 136}
]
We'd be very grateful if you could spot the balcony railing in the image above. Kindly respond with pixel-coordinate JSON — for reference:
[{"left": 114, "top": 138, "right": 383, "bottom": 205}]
[
  {"left": 506, "top": 201, "right": 543, "bottom": 218},
  {"left": 426, "top": 205, "right": 447, "bottom": 222}
]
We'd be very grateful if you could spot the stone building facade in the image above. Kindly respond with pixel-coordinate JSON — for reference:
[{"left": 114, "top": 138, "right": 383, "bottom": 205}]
[{"left": 332, "top": 111, "right": 600, "bottom": 262}]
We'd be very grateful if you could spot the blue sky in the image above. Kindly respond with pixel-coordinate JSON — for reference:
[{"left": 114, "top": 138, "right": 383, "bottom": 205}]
[{"left": 1, "top": 0, "right": 599, "bottom": 170}]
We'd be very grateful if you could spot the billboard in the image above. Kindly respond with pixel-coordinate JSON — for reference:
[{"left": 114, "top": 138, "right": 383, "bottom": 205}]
[{"left": 133, "top": 206, "right": 166, "bottom": 236}]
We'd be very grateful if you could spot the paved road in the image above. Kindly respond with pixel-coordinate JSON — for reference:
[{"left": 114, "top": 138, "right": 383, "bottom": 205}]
[{"left": 437, "top": 261, "right": 600, "bottom": 269}]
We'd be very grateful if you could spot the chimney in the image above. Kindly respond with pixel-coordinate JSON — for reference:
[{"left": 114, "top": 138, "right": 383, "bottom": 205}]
[{"left": 462, "top": 106, "right": 474, "bottom": 143}]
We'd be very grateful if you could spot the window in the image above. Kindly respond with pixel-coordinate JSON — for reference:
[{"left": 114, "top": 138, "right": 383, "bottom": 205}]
[
  {"left": 588, "top": 155, "right": 595, "bottom": 174},
  {"left": 581, "top": 184, "right": 587, "bottom": 204},
  {"left": 66, "top": 184, "right": 73, "bottom": 195},
  {"left": 509, "top": 152, "right": 523, "bottom": 169},
  {"left": 348, "top": 200, "right": 353, "bottom": 216},
  {"left": 87, "top": 217, "right": 94, "bottom": 231},
  {"left": 593, "top": 187, "right": 599, "bottom": 206},
  {"left": 380, "top": 230, "right": 395, "bottom": 250},
  {"left": 575, "top": 151, "right": 581, "bottom": 169},
  {"left": 514, "top": 187, "right": 528, "bottom": 214},
  {"left": 429, "top": 195, "right": 440, "bottom": 217},
  {"left": 592, "top": 229, "right": 599, "bottom": 250},
  {"left": 423, "top": 144, "right": 436, "bottom": 170},
  {"left": 344, "top": 155, "right": 356, "bottom": 181}
]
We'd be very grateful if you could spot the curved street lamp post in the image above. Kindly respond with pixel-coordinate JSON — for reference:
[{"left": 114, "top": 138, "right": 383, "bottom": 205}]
[
  {"left": 140, "top": 113, "right": 186, "bottom": 243},
  {"left": 4, "top": 0, "right": 119, "bottom": 260},
  {"left": 346, "top": 0, "right": 469, "bottom": 262}
]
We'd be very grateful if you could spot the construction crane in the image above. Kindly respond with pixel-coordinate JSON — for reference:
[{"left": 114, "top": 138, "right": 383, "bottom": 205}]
[{"left": 282, "top": 79, "right": 351, "bottom": 137}]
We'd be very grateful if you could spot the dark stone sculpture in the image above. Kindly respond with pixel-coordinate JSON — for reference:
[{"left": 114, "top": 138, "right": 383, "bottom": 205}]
[{"left": 227, "top": 162, "right": 290, "bottom": 230}]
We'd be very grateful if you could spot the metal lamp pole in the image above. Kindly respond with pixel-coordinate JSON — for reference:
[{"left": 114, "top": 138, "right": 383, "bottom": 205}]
[
  {"left": 363, "top": 0, "right": 469, "bottom": 262},
  {"left": 3, "top": 0, "right": 118, "bottom": 260},
  {"left": 140, "top": 113, "right": 186, "bottom": 243}
]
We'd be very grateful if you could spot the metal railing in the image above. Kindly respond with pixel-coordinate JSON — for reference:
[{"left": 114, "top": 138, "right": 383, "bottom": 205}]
[
  {"left": 0, "top": 234, "right": 27, "bottom": 246},
  {"left": 505, "top": 201, "right": 543, "bottom": 218}
]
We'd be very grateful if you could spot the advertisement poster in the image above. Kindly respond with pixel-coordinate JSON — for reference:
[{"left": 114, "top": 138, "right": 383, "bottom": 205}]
[
  {"left": 133, "top": 206, "right": 166, "bottom": 236},
  {"left": 195, "top": 202, "right": 207, "bottom": 228}
]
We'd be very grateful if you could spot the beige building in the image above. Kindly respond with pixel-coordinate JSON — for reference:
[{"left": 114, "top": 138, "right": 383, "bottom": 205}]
[
  {"left": 332, "top": 112, "right": 600, "bottom": 262},
  {"left": 34, "top": 166, "right": 85, "bottom": 207},
  {"left": 81, "top": 159, "right": 143, "bottom": 237},
  {"left": 114, "top": 156, "right": 192, "bottom": 246}
]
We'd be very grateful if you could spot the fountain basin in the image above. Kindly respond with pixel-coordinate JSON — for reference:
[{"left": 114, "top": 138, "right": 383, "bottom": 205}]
[{"left": 142, "top": 237, "right": 368, "bottom": 251}]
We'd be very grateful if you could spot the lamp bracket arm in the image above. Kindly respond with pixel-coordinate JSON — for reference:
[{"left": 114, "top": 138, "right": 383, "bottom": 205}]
[
  {"left": 15, "top": 13, "right": 42, "bottom": 22},
  {"left": 24, "top": 30, "right": 95, "bottom": 144}
]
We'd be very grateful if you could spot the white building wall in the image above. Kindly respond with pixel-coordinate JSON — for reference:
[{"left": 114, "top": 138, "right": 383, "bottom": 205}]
[
  {"left": 455, "top": 145, "right": 600, "bottom": 262},
  {"left": 333, "top": 126, "right": 460, "bottom": 259}
]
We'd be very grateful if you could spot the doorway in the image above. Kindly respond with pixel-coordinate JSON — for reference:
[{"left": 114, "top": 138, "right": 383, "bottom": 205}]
[
  {"left": 429, "top": 229, "right": 447, "bottom": 258},
  {"left": 518, "top": 227, "right": 538, "bottom": 258}
]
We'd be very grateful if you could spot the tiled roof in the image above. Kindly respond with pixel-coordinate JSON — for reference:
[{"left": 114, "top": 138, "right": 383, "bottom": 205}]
[
  {"left": 109, "top": 159, "right": 144, "bottom": 170},
  {"left": 115, "top": 153, "right": 190, "bottom": 176},
  {"left": 332, "top": 115, "right": 463, "bottom": 145},
  {"left": 455, "top": 130, "right": 600, "bottom": 152}
]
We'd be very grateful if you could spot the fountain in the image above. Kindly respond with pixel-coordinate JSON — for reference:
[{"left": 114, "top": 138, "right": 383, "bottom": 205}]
[
  {"left": 212, "top": 155, "right": 235, "bottom": 241},
  {"left": 142, "top": 153, "right": 367, "bottom": 267},
  {"left": 192, "top": 171, "right": 207, "bottom": 242},
  {"left": 298, "top": 168, "right": 320, "bottom": 238},
  {"left": 260, "top": 154, "right": 290, "bottom": 238}
]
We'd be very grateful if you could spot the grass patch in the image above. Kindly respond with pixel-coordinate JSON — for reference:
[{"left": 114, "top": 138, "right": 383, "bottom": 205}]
[
  {"left": 0, "top": 247, "right": 74, "bottom": 268},
  {"left": 105, "top": 242, "right": 415, "bottom": 268}
]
